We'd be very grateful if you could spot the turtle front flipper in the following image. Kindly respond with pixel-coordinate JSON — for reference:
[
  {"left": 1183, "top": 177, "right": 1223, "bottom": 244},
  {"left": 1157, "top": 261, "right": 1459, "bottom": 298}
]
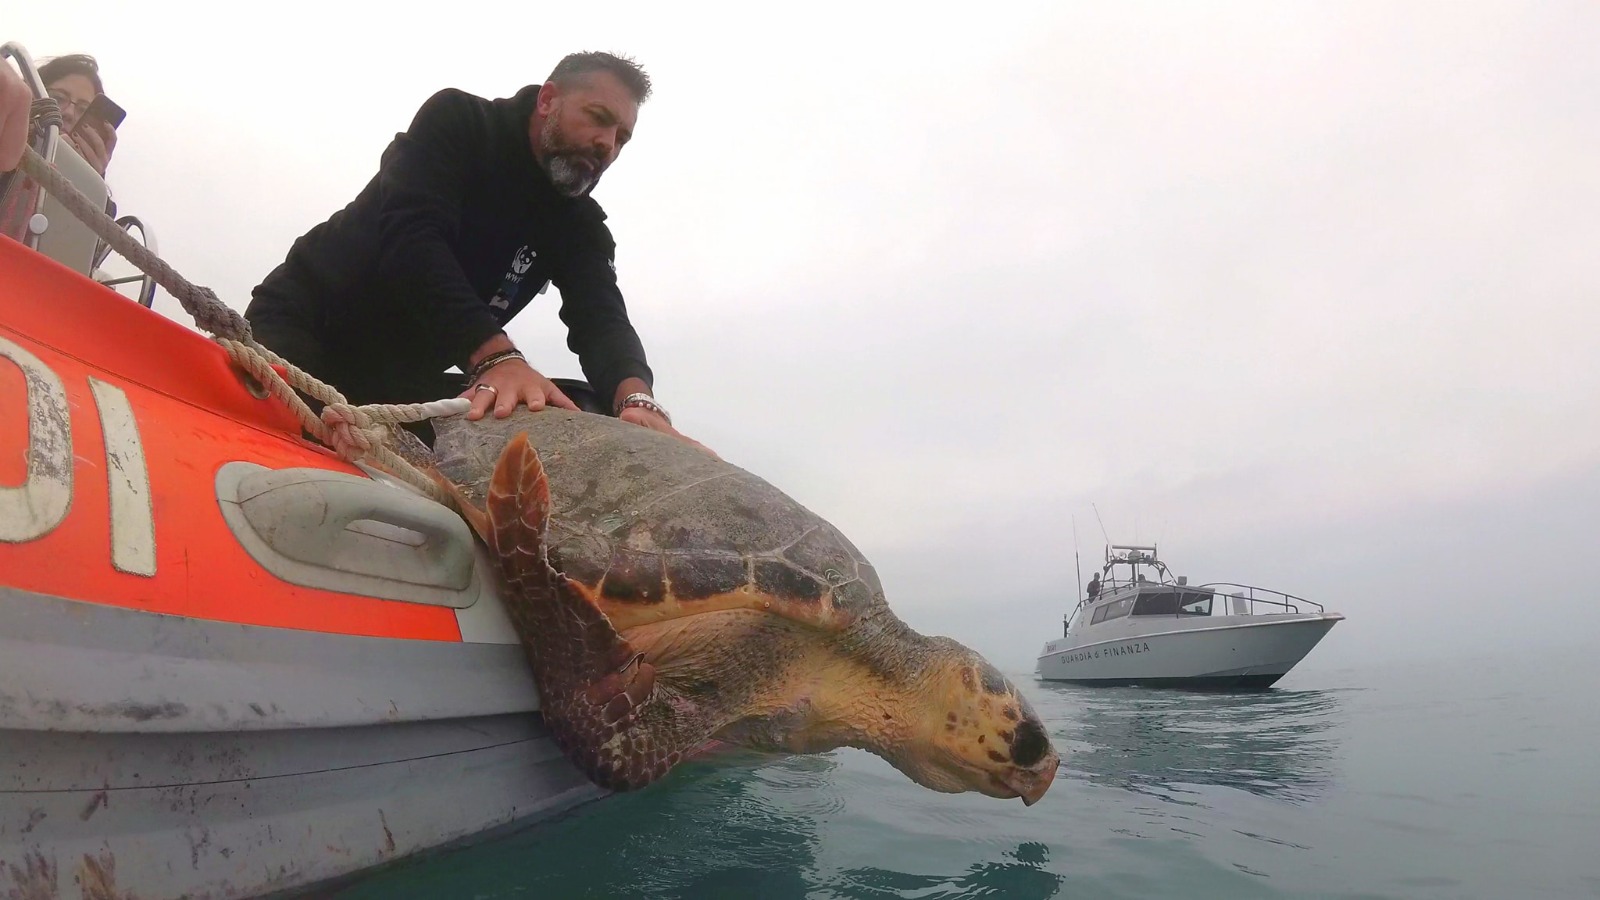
[{"left": 486, "top": 433, "right": 734, "bottom": 791}]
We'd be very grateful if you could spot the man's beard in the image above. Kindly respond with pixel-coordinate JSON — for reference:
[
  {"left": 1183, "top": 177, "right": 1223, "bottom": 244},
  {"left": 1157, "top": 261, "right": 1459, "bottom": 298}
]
[{"left": 539, "top": 116, "right": 602, "bottom": 197}]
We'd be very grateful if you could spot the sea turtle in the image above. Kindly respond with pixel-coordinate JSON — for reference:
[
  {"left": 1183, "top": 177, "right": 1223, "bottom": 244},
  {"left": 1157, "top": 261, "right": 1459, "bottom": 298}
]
[{"left": 389, "top": 408, "right": 1059, "bottom": 804}]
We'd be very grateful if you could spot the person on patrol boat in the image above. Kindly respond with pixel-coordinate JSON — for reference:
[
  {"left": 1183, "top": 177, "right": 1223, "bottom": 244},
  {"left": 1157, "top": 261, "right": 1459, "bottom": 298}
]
[
  {"left": 244, "top": 52, "right": 707, "bottom": 453},
  {"left": 40, "top": 54, "right": 117, "bottom": 176}
]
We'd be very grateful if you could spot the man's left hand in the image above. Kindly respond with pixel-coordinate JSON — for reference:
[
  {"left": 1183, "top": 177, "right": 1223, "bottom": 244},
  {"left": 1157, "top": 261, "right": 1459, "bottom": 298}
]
[
  {"left": 460, "top": 358, "right": 578, "bottom": 420},
  {"left": 619, "top": 405, "right": 719, "bottom": 459}
]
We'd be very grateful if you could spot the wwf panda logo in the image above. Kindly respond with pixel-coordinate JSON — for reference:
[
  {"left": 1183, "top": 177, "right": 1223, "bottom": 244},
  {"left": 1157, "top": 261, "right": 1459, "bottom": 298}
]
[{"left": 511, "top": 246, "right": 536, "bottom": 276}]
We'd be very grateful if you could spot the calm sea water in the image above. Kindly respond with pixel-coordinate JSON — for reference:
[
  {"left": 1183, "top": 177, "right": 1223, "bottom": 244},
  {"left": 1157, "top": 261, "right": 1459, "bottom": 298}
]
[{"left": 332, "top": 644, "right": 1599, "bottom": 899}]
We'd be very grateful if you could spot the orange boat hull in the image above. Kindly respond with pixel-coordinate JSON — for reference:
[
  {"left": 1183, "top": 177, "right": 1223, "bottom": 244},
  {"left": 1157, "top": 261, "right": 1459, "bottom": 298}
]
[
  {"left": 0, "top": 235, "right": 463, "bottom": 642},
  {"left": 1, "top": 237, "right": 600, "bottom": 897}
]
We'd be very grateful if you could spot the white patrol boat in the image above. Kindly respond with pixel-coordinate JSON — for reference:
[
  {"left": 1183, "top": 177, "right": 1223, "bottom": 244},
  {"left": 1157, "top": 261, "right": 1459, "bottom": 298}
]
[{"left": 1035, "top": 544, "right": 1343, "bottom": 689}]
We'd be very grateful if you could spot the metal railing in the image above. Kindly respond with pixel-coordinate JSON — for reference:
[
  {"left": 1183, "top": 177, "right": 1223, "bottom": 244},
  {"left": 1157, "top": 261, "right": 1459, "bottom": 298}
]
[
  {"left": 1196, "top": 582, "right": 1325, "bottom": 616},
  {"left": 93, "top": 215, "right": 160, "bottom": 307},
  {"left": 3, "top": 40, "right": 159, "bottom": 306},
  {"left": 1073, "top": 580, "right": 1326, "bottom": 624},
  {"left": 1, "top": 41, "right": 60, "bottom": 252}
]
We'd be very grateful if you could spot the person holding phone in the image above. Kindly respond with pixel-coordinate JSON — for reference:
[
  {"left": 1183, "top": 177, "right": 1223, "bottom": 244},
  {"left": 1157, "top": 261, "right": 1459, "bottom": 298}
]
[{"left": 40, "top": 54, "right": 118, "bottom": 176}]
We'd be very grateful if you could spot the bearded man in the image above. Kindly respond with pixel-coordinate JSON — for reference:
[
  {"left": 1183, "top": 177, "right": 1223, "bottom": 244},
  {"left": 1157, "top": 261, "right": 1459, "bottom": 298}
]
[{"left": 246, "top": 52, "right": 696, "bottom": 447}]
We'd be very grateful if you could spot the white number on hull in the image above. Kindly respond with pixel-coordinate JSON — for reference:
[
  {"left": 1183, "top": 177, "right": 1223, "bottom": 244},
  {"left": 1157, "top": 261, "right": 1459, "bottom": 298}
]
[
  {"left": 0, "top": 336, "right": 72, "bottom": 542},
  {"left": 89, "top": 378, "right": 156, "bottom": 576},
  {"left": 1, "top": 336, "right": 157, "bottom": 575}
]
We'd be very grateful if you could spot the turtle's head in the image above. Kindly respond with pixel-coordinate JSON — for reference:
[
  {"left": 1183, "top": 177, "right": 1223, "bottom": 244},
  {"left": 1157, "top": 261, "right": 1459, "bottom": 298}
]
[{"left": 869, "top": 636, "right": 1059, "bottom": 805}]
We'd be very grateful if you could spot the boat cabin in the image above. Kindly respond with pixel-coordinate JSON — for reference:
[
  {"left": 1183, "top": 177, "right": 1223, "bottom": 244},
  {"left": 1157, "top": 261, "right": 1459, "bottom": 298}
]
[{"left": 1063, "top": 543, "right": 1323, "bottom": 636}]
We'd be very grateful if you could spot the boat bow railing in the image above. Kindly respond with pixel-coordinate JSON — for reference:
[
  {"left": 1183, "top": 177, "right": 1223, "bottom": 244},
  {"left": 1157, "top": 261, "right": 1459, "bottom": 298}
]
[
  {"left": 92, "top": 214, "right": 159, "bottom": 307},
  {"left": 1196, "top": 583, "right": 1325, "bottom": 616}
]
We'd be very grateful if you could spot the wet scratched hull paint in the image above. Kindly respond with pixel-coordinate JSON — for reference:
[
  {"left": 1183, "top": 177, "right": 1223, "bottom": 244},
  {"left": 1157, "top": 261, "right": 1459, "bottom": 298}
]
[
  {"left": 0, "top": 587, "right": 604, "bottom": 898},
  {"left": 1, "top": 721, "right": 598, "bottom": 899}
]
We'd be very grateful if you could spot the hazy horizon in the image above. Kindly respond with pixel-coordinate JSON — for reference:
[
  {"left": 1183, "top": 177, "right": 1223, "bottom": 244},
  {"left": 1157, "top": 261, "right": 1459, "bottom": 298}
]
[{"left": 11, "top": 1, "right": 1597, "bottom": 674}]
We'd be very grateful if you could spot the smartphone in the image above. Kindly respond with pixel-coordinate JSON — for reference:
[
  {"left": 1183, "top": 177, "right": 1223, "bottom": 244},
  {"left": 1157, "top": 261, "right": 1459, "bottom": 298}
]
[{"left": 70, "top": 94, "right": 127, "bottom": 135}]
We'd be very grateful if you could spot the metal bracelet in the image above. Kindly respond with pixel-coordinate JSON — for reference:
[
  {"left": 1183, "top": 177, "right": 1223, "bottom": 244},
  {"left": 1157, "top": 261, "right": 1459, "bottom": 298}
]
[{"left": 616, "top": 392, "right": 670, "bottom": 425}]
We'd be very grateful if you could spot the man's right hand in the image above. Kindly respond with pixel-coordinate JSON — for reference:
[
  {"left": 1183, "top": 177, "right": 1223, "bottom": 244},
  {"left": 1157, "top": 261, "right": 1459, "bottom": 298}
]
[{"left": 461, "top": 357, "right": 579, "bottom": 420}]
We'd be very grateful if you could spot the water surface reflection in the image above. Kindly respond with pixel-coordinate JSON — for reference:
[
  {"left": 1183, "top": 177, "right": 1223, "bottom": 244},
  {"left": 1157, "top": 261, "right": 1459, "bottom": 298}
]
[
  {"left": 331, "top": 753, "right": 826, "bottom": 899},
  {"left": 1029, "top": 681, "right": 1347, "bottom": 804}
]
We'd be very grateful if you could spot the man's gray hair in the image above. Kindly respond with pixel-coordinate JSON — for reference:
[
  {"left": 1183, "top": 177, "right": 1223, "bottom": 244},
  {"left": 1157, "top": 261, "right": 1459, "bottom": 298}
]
[{"left": 548, "top": 52, "right": 651, "bottom": 104}]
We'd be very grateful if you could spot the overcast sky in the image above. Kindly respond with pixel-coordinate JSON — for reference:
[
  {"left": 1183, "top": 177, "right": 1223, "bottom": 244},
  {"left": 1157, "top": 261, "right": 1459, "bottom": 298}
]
[{"left": 12, "top": 1, "right": 1598, "bottom": 671}]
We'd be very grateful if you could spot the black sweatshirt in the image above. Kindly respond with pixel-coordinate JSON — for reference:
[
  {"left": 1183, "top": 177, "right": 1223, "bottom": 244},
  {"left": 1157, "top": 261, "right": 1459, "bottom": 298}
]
[{"left": 246, "top": 85, "right": 652, "bottom": 405}]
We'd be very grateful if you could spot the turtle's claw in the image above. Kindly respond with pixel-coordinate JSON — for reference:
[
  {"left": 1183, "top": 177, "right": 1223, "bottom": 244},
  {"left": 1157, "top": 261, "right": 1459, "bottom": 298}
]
[{"left": 588, "top": 656, "right": 656, "bottom": 725}]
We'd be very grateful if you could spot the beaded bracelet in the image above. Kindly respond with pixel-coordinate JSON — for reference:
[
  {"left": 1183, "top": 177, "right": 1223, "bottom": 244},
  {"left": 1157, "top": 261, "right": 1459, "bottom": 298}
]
[
  {"left": 468, "top": 349, "right": 525, "bottom": 383},
  {"left": 616, "top": 392, "right": 671, "bottom": 425}
]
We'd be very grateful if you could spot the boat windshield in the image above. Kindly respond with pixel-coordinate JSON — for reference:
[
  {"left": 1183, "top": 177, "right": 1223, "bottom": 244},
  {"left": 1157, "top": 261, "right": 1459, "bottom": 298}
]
[
  {"left": 1090, "top": 597, "right": 1135, "bottom": 625},
  {"left": 1131, "top": 590, "right": 1214, "bottom": 617}
]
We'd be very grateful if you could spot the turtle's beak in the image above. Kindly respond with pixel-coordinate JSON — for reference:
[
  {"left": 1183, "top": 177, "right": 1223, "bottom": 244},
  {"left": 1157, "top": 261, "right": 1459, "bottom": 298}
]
[
  {"left": 1001, "top": 755, "right": 1059, "bottom": 806},
  {"left": 978, "top": 747, "right": 1059, "bottom": 805}
]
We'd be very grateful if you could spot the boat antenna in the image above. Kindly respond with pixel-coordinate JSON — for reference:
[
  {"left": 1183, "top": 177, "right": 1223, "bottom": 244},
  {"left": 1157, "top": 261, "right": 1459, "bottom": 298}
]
[
  {"left": 1072, "top": 514, "right": 1083, "bottom": 601},
  {"left": 1092, "top": 502, "right": 1110, "bottom": 545}
]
